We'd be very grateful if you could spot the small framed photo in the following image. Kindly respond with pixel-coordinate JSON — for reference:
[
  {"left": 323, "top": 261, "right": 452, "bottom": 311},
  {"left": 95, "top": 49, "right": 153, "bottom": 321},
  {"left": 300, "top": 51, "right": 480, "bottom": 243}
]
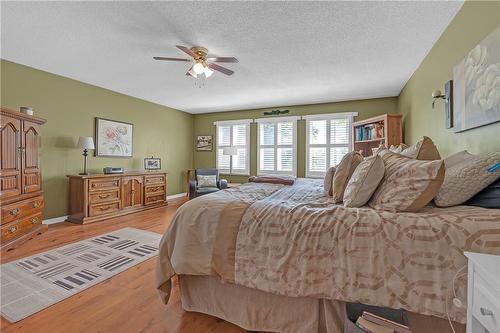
[
  {"left": 144, "top": 157, "right": 161, "bottom": 170},
  {"left": 196, "top": 135, "right": 213, "bottom": 151}
]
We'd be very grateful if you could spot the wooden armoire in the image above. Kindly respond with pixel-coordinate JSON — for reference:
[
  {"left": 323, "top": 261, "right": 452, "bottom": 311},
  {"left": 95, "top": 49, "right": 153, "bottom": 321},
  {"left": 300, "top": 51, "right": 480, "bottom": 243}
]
[{"left": 0, "top": 107, "right": 47, "bottom": 250}]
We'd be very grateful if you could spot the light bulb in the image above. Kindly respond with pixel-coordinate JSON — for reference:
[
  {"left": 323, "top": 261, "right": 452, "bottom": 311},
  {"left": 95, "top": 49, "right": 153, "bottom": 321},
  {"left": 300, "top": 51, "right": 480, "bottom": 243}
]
[
  {"left": 188, "top": 67, "right": 197, "bottom": 78},
  {"left": 193, "top": 62, "right": 205, "bottom": 75},
  {"left": 204, "top": 66, "right": 213, "bottom": 78}
]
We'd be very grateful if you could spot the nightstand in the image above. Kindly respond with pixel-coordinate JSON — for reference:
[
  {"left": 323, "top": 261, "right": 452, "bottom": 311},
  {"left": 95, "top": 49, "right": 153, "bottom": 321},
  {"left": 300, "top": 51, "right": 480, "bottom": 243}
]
[{"left": 465, "top": 252, "right": 500, "bottom": 333}]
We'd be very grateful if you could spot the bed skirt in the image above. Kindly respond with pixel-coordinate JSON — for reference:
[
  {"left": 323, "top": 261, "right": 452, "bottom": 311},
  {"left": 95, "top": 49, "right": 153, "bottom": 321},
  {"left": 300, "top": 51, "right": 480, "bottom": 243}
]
[{"left": 178, "top": 275, "right": 465, "bottom": 333}]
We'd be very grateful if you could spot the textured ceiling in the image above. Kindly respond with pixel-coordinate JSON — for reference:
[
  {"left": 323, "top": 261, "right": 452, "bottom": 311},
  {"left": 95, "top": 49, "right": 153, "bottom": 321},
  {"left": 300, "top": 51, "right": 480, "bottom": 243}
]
[{"left": 1, "top": 1, "right": 463, "bottom": 114}]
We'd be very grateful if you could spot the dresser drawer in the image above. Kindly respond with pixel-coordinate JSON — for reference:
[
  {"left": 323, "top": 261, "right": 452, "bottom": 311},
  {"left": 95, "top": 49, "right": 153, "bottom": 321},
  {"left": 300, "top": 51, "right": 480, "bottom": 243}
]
[
  {"left": 88, "top": 178, "right": 120, "bottom": 192},
  {"left": 145, "top": 185, "right": 165, "bottom": 195},
  {"left": 89, "top": 202, "right": 120, "bottom": 217},
  {"left": 144, "top": 194, "right": 165, "bottom": 205},
  {"left": 1, "top": 196, "right": 44, "bottom": 225},
  {"left": 89, "top": 189, "right": 120, "bottom": 204},
  {"left": 1, "top": 213, "right": 42, "bottom": 242},
  {"left": 472, "top": 272, "right": 500, "bottom": 333},
  {"left": 144, "top": 174, "right": 166, "bottom": 185}
]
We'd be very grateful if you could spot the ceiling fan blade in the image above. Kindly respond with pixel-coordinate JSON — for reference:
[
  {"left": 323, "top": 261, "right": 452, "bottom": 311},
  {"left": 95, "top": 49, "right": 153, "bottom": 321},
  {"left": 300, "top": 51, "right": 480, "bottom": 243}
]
[
  {"left": 153, "top": 56, "right": 190, "bottom": 62},
  {"left": 207, "top": 57, "right": 239, "bottom": 63},
  {"left": 208, "top": 63, "right": 234, "bottom": 76},
  {"left": 176, "top": 45, "right": 196, "bottom": 58}
]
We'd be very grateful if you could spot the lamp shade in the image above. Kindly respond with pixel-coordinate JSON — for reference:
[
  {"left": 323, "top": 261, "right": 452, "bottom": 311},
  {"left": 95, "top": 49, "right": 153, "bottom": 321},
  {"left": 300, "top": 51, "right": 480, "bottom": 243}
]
[
  {"left": 77, "top": 136, "right": 95, "bottom": 150},
  {"left": 223, "top": 147, "right": 238, "bottom": 156}
]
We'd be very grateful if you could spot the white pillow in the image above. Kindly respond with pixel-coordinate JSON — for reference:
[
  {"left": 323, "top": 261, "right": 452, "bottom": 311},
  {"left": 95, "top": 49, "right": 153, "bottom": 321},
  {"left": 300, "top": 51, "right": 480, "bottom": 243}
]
[
  {"left": 197, "top": 175, "right": 217, "bottom": 188},
  {"left": 343, "top": 155, "right": 385, "bottom": 207}
]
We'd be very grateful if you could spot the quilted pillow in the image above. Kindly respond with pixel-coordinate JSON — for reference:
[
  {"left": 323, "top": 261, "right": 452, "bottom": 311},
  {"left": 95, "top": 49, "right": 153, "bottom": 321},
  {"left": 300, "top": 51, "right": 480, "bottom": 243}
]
[
  {"left": 444, "top": 150, "right": 472, "bottom": 169},
  {"left": 331, "top": 151, "right": 363, "bottom": 203},
  {"left": 434, "top": 152, "right": 500, "bottom": 207},
  {"left": 343, "top": 155, "right": 385, "bottom": 207},
  {"left": 197, "top": 175, "right": 217, "bottom": 188},
  {"left": 323, "top": 166, "right": 336, "bottom": 196},
  {"left": 369, "top": 150, "right": 445, "bottom": 212},
  {"left": 401, "top": 136, "right": 441, "bottom": 160}
]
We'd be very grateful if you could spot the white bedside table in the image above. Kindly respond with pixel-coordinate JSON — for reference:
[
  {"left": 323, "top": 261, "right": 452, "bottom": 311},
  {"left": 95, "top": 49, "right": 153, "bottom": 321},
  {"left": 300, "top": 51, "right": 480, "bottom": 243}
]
[{"left": 465, "top": 252, "right": 500, "bottom": 333}]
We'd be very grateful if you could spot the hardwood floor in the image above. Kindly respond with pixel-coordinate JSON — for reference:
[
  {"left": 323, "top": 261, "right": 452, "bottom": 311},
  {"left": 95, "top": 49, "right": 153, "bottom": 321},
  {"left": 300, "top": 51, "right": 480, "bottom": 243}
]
[{"left": 0, "top": 199, "right": 244, "bottom": 333}]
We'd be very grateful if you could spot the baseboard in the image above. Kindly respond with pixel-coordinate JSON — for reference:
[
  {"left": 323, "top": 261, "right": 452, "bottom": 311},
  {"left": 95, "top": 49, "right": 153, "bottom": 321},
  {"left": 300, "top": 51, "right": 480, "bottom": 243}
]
[
  {"left": 43, "top": 215, "right": 68, "bottom": 225},
  {"left": 167, "top": 192, "right": 187, "bottom": 200}
]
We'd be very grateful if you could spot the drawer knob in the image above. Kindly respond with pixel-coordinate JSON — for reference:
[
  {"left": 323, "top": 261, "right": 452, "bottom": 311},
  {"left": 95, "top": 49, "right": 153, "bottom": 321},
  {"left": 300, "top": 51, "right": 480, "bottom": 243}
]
[
  {"left": 33, "top": 201, "right": 40, "bottom": 208},
  {"left": 31, "top": 217, "right": 38, "bottom": 224},
  {"left": 99, "top": 206, "right": 111, "bottom": 211},
  {"left": 480, "top": 307, "right": 494, "bottom": 316},
  {"left": 9, "top": 226, "right": 18, "bottom": 233},
  {"left": 10, "top": 208, "right": 20, "bottom": 216},
  {"left": 99, "top": 194, "right": 110, "bottom": 199}
]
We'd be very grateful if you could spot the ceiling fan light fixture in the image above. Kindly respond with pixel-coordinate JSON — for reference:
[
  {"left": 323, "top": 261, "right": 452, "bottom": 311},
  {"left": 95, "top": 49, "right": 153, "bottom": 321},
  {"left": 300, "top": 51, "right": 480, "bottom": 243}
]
[
  {"left": 193, "top": 61, "right": 205, "bottom": 75},
  {"left": 204, "top": 66, "right": 214, "bottom": 78}
]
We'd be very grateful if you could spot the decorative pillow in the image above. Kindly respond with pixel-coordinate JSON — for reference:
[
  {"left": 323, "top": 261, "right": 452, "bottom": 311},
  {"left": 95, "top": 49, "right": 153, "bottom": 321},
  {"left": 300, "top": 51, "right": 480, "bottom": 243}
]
[
  {"left": 323, "top": 166, "right": 336, "bottom": 196},
  {"left": 434, "top": 152, "right": 500, "bottom": 207},
  {"left": 464, "top": 179, "right": 500, "bottom": 209},
  {"left": 331, "top": 151, "right": 363, "bottom": 203},
  {"left": 444, "top": 150, "right": 473, "bottom": 169},
  {"left": 389, "top": 143, "right": 408, "bottom": 154},
  {"left": 401, "top": 136, "right": 441, "bottom": 160},
  {"left": 343, "top": 155, "right": 385, "bottom": 207},
  {"left": 368, "top": 150, "right": 445, "bottom": 212},
  {"left": 197, "top": 175, "right": 217, "bottom": 188}
]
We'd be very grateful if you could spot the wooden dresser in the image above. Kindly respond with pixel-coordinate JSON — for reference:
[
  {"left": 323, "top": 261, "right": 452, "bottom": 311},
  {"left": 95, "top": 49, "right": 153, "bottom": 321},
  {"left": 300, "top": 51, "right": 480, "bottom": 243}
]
[
  {"left": 66, "top": 172, "right": 167, "bottom": 224},
  {"left": 1, "top": 107, "right": 47, "bottom": 250}
]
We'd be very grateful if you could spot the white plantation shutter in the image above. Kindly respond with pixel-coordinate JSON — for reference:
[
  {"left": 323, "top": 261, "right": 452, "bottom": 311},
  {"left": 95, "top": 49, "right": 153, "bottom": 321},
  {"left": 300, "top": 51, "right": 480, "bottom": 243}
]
[
  {"left": 256, "top": 116, "right": 298, "bottom": 176},
  {"left": 214, "top": 120, "right": 251, "bottom": 175},
  {"left": 304, "top": 112, "right": 357, "bottom": 178}
]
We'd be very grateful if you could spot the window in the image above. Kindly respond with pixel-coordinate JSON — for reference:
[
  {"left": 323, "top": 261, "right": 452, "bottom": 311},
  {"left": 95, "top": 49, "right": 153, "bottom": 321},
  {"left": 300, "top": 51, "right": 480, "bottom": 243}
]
[
  {"left": 304, "top": 112, "right": 358, "bottom": 178},
  {"left": 256, "top": 116, "right": 299, "bottom": 176},
  {"left": 214, "top": 119, "right": 251, "bottom": 175}
]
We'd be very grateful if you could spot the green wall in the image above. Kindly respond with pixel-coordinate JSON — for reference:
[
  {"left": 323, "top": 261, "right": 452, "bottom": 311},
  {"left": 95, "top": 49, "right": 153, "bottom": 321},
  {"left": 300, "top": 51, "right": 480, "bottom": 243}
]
[
  {"left": 398, "top": 1, "right": 500, "bottom": 157},
  {"left": 193, "top": 97, "right": 398, "bottom": 182},
  {"left": 1, "top": 60, "right": 193, "bottom": 219}
]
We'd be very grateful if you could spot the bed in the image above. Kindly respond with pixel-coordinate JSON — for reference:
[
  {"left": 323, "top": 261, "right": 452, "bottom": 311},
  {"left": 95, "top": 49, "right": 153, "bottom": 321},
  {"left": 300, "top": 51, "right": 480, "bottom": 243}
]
[{"left": 156, "top": 179, "right": 500, "bottom": 332}]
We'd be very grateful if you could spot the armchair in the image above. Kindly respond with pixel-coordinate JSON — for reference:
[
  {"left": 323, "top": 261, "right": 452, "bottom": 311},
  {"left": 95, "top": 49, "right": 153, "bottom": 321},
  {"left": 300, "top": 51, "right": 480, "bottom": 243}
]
[{"left": 189, "top": 168, "right": 228, "bottom": 200}]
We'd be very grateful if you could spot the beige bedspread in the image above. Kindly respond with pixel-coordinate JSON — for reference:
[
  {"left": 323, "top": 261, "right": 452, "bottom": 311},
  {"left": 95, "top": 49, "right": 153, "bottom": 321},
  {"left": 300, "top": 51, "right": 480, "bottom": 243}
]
[{"left": 156, "top": 179, "right": 500, "bottom": 323}]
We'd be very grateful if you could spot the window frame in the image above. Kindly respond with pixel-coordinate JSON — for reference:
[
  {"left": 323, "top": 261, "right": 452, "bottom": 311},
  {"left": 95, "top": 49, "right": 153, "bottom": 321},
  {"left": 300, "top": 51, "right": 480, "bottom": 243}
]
[
  {"left": 304, "top": 112, "right": 358, "bottom": 178},
  {"left": 255, "top": 116, "right": 299, "bottom": 176},
  {"left": 214, "top": 119, "right": 252, "bottom": 176}
]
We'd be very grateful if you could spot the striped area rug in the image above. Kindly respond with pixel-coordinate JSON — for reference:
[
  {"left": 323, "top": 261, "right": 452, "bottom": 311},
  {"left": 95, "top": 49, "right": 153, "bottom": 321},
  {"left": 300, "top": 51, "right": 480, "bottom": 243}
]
[{"left": 0, "top": 227, "right": 161, "bottom": 323}]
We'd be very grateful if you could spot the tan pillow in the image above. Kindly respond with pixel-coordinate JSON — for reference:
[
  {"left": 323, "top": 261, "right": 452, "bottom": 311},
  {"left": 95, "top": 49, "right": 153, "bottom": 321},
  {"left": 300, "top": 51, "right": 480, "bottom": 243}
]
[
  {"left": 369, "top": 150, "right": 445, "bottom": 212},
  {"left": 343, "top": 155, "right": 385, "bottom": 207},
  {"left": 401, "top": 136, "right": 441, "bottom": 160},
  {"left": 389, "top": 143, "right": 408, "bottom": 154},
  {"left": 332, "top": 151, "right": 363, "bottom": 203},
  {"left": 435, "top": 152, "right": 500, "bottom": 207},
  {"left": 444, "top": 150, "right": 473, "bottom": 169},
  {"left": 323, "top": 166, "right": 336, "bottom": 196}
]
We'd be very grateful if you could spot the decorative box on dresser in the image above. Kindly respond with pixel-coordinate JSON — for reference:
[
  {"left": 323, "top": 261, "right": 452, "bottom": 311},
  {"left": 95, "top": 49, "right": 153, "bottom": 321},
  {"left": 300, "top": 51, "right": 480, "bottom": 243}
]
[
  {"left": 0, "top": 107, "right": 47, "bottom": 250},
  {"left": 465, "top": 252, "right": 499, "bottom": 333},
  {"left": 66, "top": 172, "right": 167, "bottom": 224}
]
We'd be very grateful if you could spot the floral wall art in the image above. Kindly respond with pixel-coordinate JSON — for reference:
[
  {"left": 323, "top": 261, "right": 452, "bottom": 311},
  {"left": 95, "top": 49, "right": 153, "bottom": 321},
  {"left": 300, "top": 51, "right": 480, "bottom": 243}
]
[
  {"left": 453, "top": 26, "right": 500, "bottom": 132},
  {"left": 95, "top": 118, "right": 133, "bottom": 157}
]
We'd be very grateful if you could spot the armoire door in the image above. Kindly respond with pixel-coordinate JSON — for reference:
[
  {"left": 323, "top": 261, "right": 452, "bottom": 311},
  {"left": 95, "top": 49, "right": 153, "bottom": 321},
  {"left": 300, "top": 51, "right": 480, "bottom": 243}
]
[
  {"left": 21, "top": 120, "right": 42, "bottom": 193},
  {"left": 0, "top": 114, "right": 22, "bottom": 201},
  {"left": 121, "top": 176, "right": 144, "bottom": 209}
]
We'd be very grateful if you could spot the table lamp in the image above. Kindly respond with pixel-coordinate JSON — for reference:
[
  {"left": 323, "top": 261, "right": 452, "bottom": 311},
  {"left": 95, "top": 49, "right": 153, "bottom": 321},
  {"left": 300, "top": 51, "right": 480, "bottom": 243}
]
[
  {"left": 223, "top": 146, "right": 238, "bottom": 183},
  {"left": 77, "top": 137, "right": 95, "bottom": 175}
]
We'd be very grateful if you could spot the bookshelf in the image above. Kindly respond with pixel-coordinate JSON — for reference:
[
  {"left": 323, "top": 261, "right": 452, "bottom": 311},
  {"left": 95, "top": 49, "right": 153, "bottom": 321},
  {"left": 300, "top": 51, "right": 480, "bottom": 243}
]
[{"left": 353, "top": 114, "right": 403, "bottom": 156}]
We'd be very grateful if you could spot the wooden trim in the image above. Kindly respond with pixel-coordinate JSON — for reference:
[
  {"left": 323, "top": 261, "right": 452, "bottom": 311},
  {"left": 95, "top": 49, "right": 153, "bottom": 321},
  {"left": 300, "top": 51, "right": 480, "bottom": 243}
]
[{"left": 0, "top": 107, "right": 46, "bottom": 125}]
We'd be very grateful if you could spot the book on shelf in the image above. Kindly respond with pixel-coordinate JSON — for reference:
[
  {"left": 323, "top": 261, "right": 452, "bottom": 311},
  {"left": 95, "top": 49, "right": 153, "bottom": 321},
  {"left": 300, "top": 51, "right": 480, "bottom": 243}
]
[
  {"left": 355, "top": 123, "right": 384, "bottom": 142},
  {"left": 360, "top": 311, "right": 412, "bottom": 333},
  {"left": 356, "top": 317, "right": 394, "bottom": 333}
]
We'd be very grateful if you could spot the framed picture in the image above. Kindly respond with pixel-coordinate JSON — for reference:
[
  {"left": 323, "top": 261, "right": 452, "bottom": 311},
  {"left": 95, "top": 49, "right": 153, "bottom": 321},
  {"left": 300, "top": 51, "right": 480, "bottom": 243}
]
[
  {"left": 196, "top": 135, "right": 213, "bottom": 151},
  {"left": 453, "top": 26, "right": 500, "bottom": 132},
  {"left": 95, "top": 117, "right": 133, "bottom": 157},
  {"left": 144, "top": 157, "right": 161, "bottom": 170}
]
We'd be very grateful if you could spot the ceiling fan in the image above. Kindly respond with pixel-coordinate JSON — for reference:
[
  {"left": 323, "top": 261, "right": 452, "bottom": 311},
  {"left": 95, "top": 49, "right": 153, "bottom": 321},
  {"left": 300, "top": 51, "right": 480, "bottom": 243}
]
[{"left": 154, "top": 45, "right": 238, "bottom": 78}]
